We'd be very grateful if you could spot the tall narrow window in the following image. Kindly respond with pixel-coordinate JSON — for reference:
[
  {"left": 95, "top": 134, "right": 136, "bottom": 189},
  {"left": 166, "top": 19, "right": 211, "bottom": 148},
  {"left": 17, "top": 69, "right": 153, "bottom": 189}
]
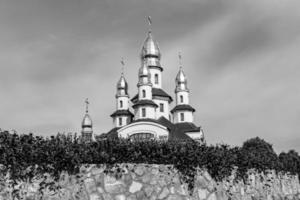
[
  {"left": 119, "top": 117, "right": 122, "bottom": 126},
  {"left": 159, "top": 103, "right": 164, "bottom": 112},
  {"left": 120, "top": 100, "right": 123, "bottom": 108},
  {"left": 142, "top": 90, "right": 146, "bottom": 98},
  {"left": 180, "top": 95, "right": 183, "bottom": 103},
  {"left": 155, "top": 74, "right": 159, "bottom": 84},
  {"left": 180, "top": 113, "right": 184, "bottom": 122},
  {"left": 142, "top": 108, "right": 146, "bottom": 117}
]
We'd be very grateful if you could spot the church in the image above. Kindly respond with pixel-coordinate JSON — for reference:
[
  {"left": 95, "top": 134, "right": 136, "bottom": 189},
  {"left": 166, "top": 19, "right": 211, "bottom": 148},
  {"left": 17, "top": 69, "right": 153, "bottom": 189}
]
[{"left": 81, "top": 20, "right": 205, "bottom": 143}]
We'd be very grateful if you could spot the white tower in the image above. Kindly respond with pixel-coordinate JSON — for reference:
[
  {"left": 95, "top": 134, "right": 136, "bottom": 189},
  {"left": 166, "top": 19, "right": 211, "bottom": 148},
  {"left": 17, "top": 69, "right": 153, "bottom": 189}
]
[
  {"left": 133, "top": 60, "right": 157, "bottom": 119},
  {"left": 171, "top": 54, "right": 195, "bottom": 123},
  {"left": 139, "top": 16, "right": 172, "bottom": 119},
  {"left": 81, "top": 98, "right": 93, "bottom": 142},
  {"left": 111, "top": 62, "right": 133, "bottom": 128}
]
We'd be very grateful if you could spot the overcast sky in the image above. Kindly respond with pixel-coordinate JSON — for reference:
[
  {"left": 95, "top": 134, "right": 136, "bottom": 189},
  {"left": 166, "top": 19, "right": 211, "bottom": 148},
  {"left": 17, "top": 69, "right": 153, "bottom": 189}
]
[{"left": 0, "top": 0, "right": 300, "bottom": 152}]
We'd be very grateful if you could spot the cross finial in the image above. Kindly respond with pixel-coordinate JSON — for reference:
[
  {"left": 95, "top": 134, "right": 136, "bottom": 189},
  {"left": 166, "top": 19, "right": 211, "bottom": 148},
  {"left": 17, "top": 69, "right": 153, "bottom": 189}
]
[
  {"left": 120, "top": 57, "right": 125, "bottom": 75},
  {"left": 85, "top": 98, "right": 89, "bottom": 113},
  {"left": 178, "top": 52, "right": 183, "bottom": 69},
  {"left": 147, "top": 16, "right": 152, "bottom": 33}
]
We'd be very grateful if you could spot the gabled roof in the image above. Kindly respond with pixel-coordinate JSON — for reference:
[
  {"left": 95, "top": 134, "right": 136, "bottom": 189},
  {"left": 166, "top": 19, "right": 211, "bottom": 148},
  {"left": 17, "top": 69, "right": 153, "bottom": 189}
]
[
  {"left": 170, "top": 104, "right": 195, "bottom": 113},
  {"left": 131, "top": 88, "right": 173, "bottom": 103},
  {"left": 132, "top": 99, "right": 158, "bottom": 108},
  {"left": 110, "top": 110, "right": 134, "bottom": 117}
]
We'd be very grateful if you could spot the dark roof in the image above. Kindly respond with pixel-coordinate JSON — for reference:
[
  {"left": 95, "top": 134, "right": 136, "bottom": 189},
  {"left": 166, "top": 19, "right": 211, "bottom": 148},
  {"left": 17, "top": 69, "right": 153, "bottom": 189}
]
[
  {"left": 110, "top": 109, "right": 134, "bottom": 117},
  {"left": 148, "top": 65, "right": 163, "bottom": 71},
  {"left": 171, "top": 104, "right": 196, "bottom": 113},
  {"left": 156, "top": 117, "right": 199, "bottom": 140},
  {"left": 104, "top": 117, "right": 200, "bottom": 141},
  {"left": 105, "top": 127, "right": 119, "bottom": 139},
  {"left": 131, "top": 88, "right": 173, "bottom": 103},
  {"left": 132, "top": 99, "right": 158, "bottom": 108}
]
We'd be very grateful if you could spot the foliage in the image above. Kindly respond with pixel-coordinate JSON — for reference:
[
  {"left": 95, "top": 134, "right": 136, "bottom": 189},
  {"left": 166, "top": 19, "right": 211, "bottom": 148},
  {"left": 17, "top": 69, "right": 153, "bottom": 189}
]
[
  {"left": 237, "top": 137, "right": 280, "bottom": 179},
  {"left": 279, "top": 150, "right": 300, "bottom": 176},
  {"left": 0, "top": 131, "right": 299, "bottom": 193}
]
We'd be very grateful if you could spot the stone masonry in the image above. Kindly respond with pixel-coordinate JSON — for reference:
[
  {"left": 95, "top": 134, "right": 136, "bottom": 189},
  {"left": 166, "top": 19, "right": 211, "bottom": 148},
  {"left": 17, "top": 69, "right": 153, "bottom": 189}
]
[{"left": 0, "top": 164, "right": 300, "bottom": 200}]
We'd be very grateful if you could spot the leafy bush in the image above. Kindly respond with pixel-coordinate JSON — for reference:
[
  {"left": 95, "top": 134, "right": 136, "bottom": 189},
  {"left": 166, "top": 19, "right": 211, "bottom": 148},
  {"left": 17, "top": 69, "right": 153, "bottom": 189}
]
[{"left": 0, "top": 131, "right": 299, "bottom": 192}]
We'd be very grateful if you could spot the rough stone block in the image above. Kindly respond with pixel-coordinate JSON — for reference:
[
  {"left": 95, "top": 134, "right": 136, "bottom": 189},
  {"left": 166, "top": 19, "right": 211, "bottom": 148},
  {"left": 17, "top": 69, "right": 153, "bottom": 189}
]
[
  {"left": 129, "top": 181, "right": 143, "bottom": 193},
  {"left": 134, "top": 166, "right": 145, "bottom": 176},
  {"left": 141, "top": 173, "right": 151, "bottom": 183},
  {"left": 102, "top": 193, "right": 114, "bottom": 200},
  {"left": 104, "top": 176, "right": 125, "bottom": 194},
  {"left": 197, "top": 188, "right": 209, "bottom": 200},
  {"left": 143, "top": 185, "right": 154, "bottom": 197},
  {"left": 89, "top": 192, "right": 102, "bottom": 200},
  {"left": 135, "top": 190, "right": 146, "bottom": 199},
  {"left": 167, "top": 194, "right": 183, "bottom": 200},
  {"left": 84, "top": 178, "right": 97, "bottom": 193},
  {"left": 127, "top": 194, "right": 137, "bottom": 200},
  {"left": 114, "top": 194, "right": 126, "bottom": 200},
  {"left": 158, "top": 187, "right": 169, "bottom": 199}
]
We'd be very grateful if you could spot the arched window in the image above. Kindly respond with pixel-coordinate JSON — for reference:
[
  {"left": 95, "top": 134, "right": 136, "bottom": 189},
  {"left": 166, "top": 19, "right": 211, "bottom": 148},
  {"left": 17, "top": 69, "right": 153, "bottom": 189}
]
[
  {"left": 120, "top": 100, "right": 123, "bottom": 108},
  {"left": 155, "top": 74, "right": 159, "bottom": 84},
  {"left": 142, "top": 90, "right": 146, "bottom": 98},
  {"left": 180, "top": 113, "right": 184, "bottom": 121},
  {"left": 119, "top": 117, "right": 122, "bottom": 126},
  {"left": 142, "top": 108, "right": 146, "bottom": 117},
  {"left": 180, "top": 95, "right": 183, "bottom": 103}
]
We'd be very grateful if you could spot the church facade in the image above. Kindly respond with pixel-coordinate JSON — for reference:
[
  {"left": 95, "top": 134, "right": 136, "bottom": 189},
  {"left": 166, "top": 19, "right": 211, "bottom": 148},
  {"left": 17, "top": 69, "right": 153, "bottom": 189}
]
[{"left": 81, "top": 25, "right": 205, "bottom": 143}]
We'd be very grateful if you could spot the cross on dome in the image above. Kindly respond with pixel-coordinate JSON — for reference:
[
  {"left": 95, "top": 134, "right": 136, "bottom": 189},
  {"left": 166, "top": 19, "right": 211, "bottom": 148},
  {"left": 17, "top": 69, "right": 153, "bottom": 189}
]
[{"left": 85, "top": 98, "right": 89, "bottom": 113}]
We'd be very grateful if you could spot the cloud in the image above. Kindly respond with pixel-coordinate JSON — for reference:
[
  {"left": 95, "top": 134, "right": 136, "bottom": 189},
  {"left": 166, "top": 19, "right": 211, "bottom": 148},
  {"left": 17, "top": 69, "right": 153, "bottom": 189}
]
[{"left": 0, "top": 0, "right": 300, "bottom": 152}]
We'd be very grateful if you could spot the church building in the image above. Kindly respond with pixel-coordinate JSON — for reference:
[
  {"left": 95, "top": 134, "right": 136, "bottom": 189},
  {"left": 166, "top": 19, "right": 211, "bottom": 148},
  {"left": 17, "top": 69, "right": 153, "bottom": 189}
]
[{"left": 81, "top": 20, "right": 205, "bottom": 143}]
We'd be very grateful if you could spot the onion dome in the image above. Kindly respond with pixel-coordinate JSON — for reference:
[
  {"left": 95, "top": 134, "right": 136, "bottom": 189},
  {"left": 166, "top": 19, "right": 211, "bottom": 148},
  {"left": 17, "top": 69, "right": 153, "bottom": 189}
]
[
  {"left": 138, "top": 60, "right": 151, "bottom": 85},
  {"left": 82, "top": 113, "right": 92, "bottom": 128},
  {"left": 141, "top": 31, "right": 161, "bottom": 59},
  {"left": 175, "top": 68, "right": 189, "bottom": 92},
  {"left": 116, "top": 74, "right": 128, "bottom": 96}
]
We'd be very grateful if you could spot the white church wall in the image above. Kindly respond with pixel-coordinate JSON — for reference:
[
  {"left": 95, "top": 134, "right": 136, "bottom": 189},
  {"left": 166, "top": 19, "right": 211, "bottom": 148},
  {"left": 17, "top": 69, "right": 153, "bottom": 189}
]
[
  {"left": 149, "top": 68, "right": 162, "bottom": 88},
  {"left": 116, "top": 96, "right": 129, "bottom": 110},
  {"left": 117, "top": 121, "right": 169, "bottom": 139},
  {"left": 176, "top": 91, "right": 189, "bottom": 105},
  {"left": 173, "top": 111, "right": 193, "bottom": 123},
  {"left": 134, "top": 106, "right": 156, "bottom": 120},
  {"left": 153, "top": 99, "right": 169, "bottom": 119},
  {"left": 138, "top": 85, "right": 152, "bottom": 100},
  {"left": 114, "top": 116, "right": 130, "bottom": 128}
]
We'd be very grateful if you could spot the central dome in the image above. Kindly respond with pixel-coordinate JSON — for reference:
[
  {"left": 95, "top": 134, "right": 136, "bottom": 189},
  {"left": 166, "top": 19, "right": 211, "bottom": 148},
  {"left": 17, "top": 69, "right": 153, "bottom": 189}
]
[{"left": 141, "top": 31, "right": 161, "bottom": 59}]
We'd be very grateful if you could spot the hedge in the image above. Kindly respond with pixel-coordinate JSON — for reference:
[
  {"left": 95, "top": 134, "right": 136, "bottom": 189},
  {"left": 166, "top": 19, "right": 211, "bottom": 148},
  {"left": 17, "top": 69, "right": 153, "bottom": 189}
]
[{"left": 0, "top": 131, "right": 299, "bottom": 192}]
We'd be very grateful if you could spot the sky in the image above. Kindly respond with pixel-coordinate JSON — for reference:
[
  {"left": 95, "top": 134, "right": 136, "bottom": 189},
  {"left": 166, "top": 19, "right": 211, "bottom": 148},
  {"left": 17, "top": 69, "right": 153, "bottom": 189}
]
[{"left": 0, "top": 0, "right": 300, "bottom": 153}]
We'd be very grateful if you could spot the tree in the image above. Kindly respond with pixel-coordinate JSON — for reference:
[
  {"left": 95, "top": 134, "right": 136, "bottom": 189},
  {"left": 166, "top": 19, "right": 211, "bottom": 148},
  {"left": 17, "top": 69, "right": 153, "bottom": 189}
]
[
  {"left": 279, "top": 150, "right": 300, "bottom": 175},
  {"left": 237, "top": 137, "right": 279, "bottom": 177}
]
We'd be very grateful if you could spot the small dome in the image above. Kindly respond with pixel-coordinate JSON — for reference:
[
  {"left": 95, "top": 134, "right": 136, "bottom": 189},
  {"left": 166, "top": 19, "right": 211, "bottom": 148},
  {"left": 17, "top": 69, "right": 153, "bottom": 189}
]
[
  {"left": 176, "top": 68, "right": 187, "bottom": 84},
  {"left": 175, "top": 68, "right": 189, "bottom": 92},
  {"left": 116, "top": 74, "right": 128, "bottom": 95},
  {"left": 141, "top": 31, "right": 161, "bottom": 59},
  {"left": 138, "top": 60, "right": 151, "bottom": 85},
  {"left": 82, "top": 113, "right": 92, "bottom": 128},
  {"left": 139, "top": 60, "right": 151, "bottom": 78}
]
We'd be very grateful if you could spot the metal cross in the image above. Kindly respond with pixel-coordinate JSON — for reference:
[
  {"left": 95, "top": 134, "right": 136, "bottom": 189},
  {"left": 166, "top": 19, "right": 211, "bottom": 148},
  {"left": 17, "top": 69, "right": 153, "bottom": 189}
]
[{"left": 85, "top": 98, "right": 89, "bottom": 113}]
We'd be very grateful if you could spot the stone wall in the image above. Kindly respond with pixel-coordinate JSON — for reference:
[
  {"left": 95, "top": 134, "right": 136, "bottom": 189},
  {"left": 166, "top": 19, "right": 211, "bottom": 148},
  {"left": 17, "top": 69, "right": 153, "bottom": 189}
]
[{"left": 0, "top": 164, "right": 300, "bottom": 200}]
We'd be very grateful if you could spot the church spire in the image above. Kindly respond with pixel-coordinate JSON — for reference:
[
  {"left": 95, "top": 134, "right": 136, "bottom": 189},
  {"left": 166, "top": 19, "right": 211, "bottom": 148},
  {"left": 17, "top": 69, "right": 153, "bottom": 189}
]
[
  {"left": 175, "top": 52, "right": 189, "bottom": 92},
  {"left": 116, "top": 58, "right": 129, "bottom": 97},
  {"left": 111, "top": 58, "right": 133, "bottom": 128},
  {"left": 141, "top": 16, "right": 161, "bottom": 60},
  {"left": 81, "top": 98, "right": 93, "bottom": 142}
]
